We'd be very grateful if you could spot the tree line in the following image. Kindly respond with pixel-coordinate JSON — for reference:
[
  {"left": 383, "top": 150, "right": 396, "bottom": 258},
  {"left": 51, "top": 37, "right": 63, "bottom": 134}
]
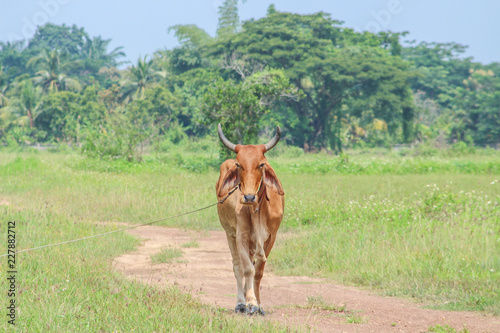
[{"left": 0, "top": 2, "right": 498, "bottom": 160}]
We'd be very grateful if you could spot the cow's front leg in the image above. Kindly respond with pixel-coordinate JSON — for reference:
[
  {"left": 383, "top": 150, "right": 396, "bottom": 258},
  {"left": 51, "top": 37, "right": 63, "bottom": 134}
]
[
  {"left": 253, "top": 258, "right": 266, "bottom": 315},
  {"left": 253, "top": 235, "right": 276, "bottom": 316},
  {"left": 236, "top": 229, "right": 259, "bottom": 314},
  {"left": 225, "top": 233, "right": 246, "bottom": 313}
]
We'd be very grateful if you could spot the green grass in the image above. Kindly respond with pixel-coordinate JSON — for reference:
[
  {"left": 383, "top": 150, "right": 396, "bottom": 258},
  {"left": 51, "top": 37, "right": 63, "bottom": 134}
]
[
  {"left": 0, "top": 153, "right": 220, "bottom": 230},
  {"left": 181, "top": 240, "right": 200, "bottom": 248},
  {"left": 0, "top": 148, "right": 499, "bottom": 330},
  {"left": 0, "top": 206, "right": 287, "bottom": 332},
  {"left": 273, "top": 152, "right": 500, "bottom": 175},
  {"left": 345, "top": 314, "right": 364, "bottom": 324},
  {"left": 427, "top": 324, "right": 470, "bottom": 333},
  {"left": 151, "top": 247, "right": 183, "bottom": 264},
  {"left": 304, "top": 295, "right": 345, "bottom": 312},
  {"left": 280, "top": 295, "right": 346, "bottom": 313},
  {"left": 272, "top": 175, "right": 499, "bottom": 314}
]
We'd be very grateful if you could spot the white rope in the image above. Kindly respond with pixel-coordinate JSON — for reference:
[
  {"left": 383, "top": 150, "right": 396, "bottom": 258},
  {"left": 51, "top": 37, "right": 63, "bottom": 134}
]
[{"left": 1, "top": 202, "right": 219, "bottom": 258}]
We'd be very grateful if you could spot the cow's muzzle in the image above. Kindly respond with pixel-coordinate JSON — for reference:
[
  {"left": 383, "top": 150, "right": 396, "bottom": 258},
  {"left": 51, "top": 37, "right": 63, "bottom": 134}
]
[{"left": 243, "top": 194, "right": 256, "bottom": 203}]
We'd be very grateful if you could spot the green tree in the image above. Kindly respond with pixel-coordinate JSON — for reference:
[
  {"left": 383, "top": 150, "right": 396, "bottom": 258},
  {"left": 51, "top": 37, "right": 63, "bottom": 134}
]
[
  {"left": 202, "top": 66, "right": 300, "bottom": 158},
  {"left": 27, "top": 23, "right": 87, "bottom": 56},
  {"left": 1, "top": 23, "right": 125, "bottom": 87},
  {"left": 82, "top": 36, "right": 125, "bottom": 66},
  {"left": 403, "top": 42, "right": 472, "bottom": 101},
  {"left": 0, "top": 106, "right": 11, "bottom": 140},
  {"left": 403, "top": 41, "right": 500, "bottom": 146},
  {"left": 27, "top": 49, "right": 81, "bottom": 93},
  {"left": 78, "top": 84, "right": 108, "bottom": 125},
  {"left": 449, "top": 69, "right": 500, "bottom": 146},
  {"left": 0, "top": 65, "right": 9, "bottom": 107},
  {"left": 120, "top": 56, "right": 165, "bottom": 102},
  {"left": 34, "top": 91, "right": 80, "bottom": 141},
  {"left": 82, "top": 99, "right": 155, "bottom": 161},
  {"left": 168, "top": 24, "right": 212, "bottom": 49},
  {"left": 164, "top": 25, "right": 213, "bottom": 75},
  {"left": 215, "top": 10, "right": 414, "bottom": 152},
  {"left": 79, "top": 35, "right": 126, "bottom": 79},
  {"left": 12, "top": 79, "right": 42, "bottom": 128},
  {"left": 217, "top": 0, "right": 242, "bottom": 38},
  {"left": 0, "top": 41, "right": 28, "bottom": 81},
  {"left": 0, "top": 78, "right": 43, "bottom": 143},
  {"left": 169, "top": 67, "right": 219, "bottom": 136},
  {"left": 142, "top": 85, "right": 181, "bottom": 132}
]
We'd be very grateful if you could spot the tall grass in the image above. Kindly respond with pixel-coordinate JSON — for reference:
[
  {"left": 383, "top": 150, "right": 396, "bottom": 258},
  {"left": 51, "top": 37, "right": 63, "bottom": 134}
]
[
  {"left": 274, "top": 177, "right": 499, "bottom": 313},
  {"left": 0, "top": 154, "right": 220, "bottom": 230}
]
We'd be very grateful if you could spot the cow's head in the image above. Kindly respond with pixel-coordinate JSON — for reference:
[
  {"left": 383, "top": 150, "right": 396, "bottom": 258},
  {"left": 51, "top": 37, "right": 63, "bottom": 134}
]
[{"left": 217, "top": 124, "right": 284, "bottom": 204}]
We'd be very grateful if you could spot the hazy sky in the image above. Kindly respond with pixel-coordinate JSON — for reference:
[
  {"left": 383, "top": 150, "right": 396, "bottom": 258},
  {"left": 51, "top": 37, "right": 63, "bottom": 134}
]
[{"left": 1, "top": 0, "right": 499, "bottom": 65}]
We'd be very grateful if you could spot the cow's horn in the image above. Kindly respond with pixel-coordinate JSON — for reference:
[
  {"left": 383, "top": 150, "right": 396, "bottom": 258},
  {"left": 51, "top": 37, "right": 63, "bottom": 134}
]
[
  {"left": 218, "top": 123, "right": 236, "bottom": 152},
  {"left": 264, "top": 126, "right": 281, "bottom": 152}
]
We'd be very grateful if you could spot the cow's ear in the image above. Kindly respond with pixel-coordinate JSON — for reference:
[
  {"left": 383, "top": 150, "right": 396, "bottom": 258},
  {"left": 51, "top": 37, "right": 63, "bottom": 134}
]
[
  {"left": 217, "top": 164, "right": 240, "bottom": 198},
  {"left": 263, "top": 162, "right": 284, "bottom": 195}
]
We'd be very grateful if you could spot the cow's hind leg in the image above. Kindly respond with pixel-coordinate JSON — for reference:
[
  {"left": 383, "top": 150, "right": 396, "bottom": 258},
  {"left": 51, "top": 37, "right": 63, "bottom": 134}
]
[{"left": 225, "top": 234, "right": 246, "bottom": 313}]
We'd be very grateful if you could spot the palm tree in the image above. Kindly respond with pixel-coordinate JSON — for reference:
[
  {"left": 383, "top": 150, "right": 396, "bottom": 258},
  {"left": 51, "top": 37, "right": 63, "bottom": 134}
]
[
  {"left": 19, "top": 80, "right": 42, "bottom": 128},
  {"left": 4, "top": 79, "right": 42, "bottom": 128},
  {"left": 0, "top": 103, "right": 14, "bottom": 138},
  {"left": 82, "top": 36, "right": 126, "bottom": 67},
  {"left": 0, "top": 65, "right": 9, "bottom": 107},
  {"left": 27, "top": 49, "right": 81, "bottom": 93},
  {"left": 120, "top": 56, "right": 165, "bottom": 102},
  {"left": 0, "top": 65, "right": 12, "bottom": 137}
]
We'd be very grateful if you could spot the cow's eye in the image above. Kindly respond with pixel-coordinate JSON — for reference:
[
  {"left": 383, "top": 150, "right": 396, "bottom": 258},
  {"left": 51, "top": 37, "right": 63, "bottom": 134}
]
[
  {"left": 259, "top": 163, "right": 265, "bottom": 168},
  {"left": 235, "top": 163, "right": 241, "bottom": 168}
]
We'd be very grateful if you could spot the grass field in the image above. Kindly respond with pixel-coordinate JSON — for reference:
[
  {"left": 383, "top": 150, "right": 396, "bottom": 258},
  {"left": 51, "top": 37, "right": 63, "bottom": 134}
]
[{"left": 0, "top": 146, "right": 499, "bottom": 331}]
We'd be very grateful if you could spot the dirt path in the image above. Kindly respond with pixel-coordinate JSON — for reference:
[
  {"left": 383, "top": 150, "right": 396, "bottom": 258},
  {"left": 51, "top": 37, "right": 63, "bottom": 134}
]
[{"left": 112, "top": 225, "right": 498, "bottom": 332}]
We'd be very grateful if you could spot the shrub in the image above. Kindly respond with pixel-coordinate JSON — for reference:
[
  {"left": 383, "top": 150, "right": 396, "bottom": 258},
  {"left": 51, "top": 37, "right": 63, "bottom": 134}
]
[
  {"left": 81, "top": 108, "right": 155, "bottom": 162},
  {"left": 450, "top": 141, "right": 475, "bottom": 155}
]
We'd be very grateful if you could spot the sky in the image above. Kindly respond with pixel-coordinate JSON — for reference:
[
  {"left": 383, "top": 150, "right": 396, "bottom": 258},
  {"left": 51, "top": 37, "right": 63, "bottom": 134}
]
[{"left": 1, "top": 0, "right": 499, "bottom": 65}]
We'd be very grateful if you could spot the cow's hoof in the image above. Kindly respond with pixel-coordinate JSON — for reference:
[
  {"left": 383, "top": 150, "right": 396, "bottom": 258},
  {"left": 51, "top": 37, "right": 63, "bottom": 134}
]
[
  {"left": 246, "top": 305, "right": 264, "bottom": 316},
  {"left": 235, "top": 303, "right": 247, "bottom": 314}
]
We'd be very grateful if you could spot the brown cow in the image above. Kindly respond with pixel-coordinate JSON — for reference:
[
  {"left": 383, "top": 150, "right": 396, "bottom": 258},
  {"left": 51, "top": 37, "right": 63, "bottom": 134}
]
[{"left": 216, "top": 124, "right": 285, "bottom": 315}]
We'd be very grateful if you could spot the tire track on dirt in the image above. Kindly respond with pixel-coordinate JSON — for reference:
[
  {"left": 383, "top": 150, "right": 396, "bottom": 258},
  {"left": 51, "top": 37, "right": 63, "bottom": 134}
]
[{"left": 112, "top": 225, "right": 499, "bottom": 332}]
